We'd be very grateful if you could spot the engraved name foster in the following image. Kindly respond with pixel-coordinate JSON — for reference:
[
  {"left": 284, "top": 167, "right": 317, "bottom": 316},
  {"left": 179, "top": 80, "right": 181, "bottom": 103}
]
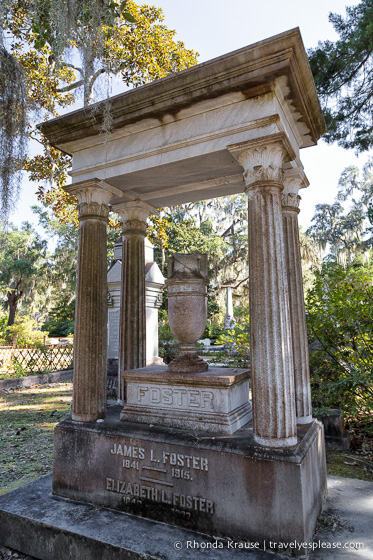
[{"left": 137, "top": 385, "right": 214, "bottom": 409}]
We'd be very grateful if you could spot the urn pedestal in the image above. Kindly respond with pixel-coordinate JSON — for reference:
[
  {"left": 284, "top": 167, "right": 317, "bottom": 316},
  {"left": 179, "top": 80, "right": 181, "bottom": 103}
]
[{"left": 120, "top": 365, "right": 252, "bottom": 434}]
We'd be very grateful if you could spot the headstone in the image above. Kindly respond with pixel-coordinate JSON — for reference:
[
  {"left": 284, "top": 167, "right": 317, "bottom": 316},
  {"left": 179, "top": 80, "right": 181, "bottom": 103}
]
[{"left": 107, "top": 238, "right": 165, "bottom": 385}]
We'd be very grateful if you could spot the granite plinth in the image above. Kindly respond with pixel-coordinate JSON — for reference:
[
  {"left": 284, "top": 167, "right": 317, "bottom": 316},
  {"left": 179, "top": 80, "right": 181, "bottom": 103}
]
[
  {"left": 120, "top": 366, "right": 252, "bottom": 434},
  {"left": 52, "top": 406, "right": 326, "bottom": 551}
]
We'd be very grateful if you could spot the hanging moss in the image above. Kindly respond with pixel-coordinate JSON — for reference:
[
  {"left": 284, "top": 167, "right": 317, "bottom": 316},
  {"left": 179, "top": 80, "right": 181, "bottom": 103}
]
[{"left": 0, "top": 40, "right": 28, "bottom": 221}]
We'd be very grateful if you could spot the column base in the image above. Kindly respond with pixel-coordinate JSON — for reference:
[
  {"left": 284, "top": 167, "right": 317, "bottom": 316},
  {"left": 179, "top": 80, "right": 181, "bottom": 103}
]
[
  {"left": 121, "top": 366, "right": 251, "bottom": 434},
  {"left": 254, "top": 434, "right": 298, "bottom": 448},
  {"left": 297, "top": 415, "right": 313, "bottom": 425}
]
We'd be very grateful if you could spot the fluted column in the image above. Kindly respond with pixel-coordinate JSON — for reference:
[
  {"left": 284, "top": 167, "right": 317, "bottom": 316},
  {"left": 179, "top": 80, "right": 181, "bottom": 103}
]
[
  {"left": 229, "top": 136, "right": 297, "bottom": 447},
  {"left": 282, "top": 170, "right": 312, "bottom": 424},
  {"left": 65, "top": 179, "right": 122, "bottom": 422},
  {"left": 113, "top": 200, "right": 158, "bottom": 402}
]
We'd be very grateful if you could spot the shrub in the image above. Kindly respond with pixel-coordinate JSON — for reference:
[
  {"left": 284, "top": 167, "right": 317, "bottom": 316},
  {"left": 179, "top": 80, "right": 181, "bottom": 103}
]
[
  {"left": 306, "top": 260, "right": 373, "bottom": 429},
  {"left": 42, "top": 300, "right": 75, "bottom": 337},
  {"left": 4, "top": 316, "right": 48, "bottom": 348},
  {"left": 210, "top": 318, "right": 250, "bottom": 368}
]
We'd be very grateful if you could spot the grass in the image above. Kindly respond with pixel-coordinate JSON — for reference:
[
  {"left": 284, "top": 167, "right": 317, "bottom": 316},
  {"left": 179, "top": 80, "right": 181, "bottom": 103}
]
[
  {"left": 0, "top": 382, "right": 372, "bottom": 496},
  {"left": 326, "top": 449, "right": 373, "bottom": 481},
  {"left": 0, "top": 383, "right": 72, "bottom": 495}
]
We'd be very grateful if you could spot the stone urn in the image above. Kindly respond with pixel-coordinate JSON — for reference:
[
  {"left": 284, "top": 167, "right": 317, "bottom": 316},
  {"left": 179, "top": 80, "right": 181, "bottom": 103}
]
[{"left": 166, "top": 252, "right": 209, "bottom": 373}]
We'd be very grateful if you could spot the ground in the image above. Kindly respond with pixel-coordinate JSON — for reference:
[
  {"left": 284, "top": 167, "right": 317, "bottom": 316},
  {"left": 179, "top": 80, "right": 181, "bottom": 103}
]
[
  {"left": 0, "top": 382, "right": 372, "bottom": 497},
  {"left": 0, "top": 383, "right": 72, "bottom": 495}
]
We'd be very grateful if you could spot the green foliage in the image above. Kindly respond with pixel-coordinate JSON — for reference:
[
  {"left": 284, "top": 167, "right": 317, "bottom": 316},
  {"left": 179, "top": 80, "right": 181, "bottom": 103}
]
[
  {"left": 0, "top": 222, "right": 47, "bottom": 327},
  {"left": 153, "top": 195, "right": 250, "bottom": 329},
  {"left": 1, "top": 1, "right": 198, "bottom": 223},
  {"left": 0, "top": 311, "right": 7, "bottom": 340},
  {"left": 164, "top": 218, "right": 228, "bottom": 276},
  {"left": 42, "top": 299, "right": 75, "bottom": 337},
  {"left": 0, "top": 42, "right": 28, "bottom": 219},
  {"left": 211, "top": 318, "right": 250, "bottom": 368},
  {"left": 306, "top": 260, "right": 373, "bottom": 425},
  {"left": 202, "top": 321, "right": 225, "bottom": 342},
  {"left": 8, "top": 319, "right": 47, "bottom": 348},
  {"left": 308, "top": 0, "right": 373, "bottom": 152},
  {"left": 2, "top": 315, "right": 48, "bottom": 347},
  {"left": 158, "top": 310, "right": 178, "bottom": 364}
]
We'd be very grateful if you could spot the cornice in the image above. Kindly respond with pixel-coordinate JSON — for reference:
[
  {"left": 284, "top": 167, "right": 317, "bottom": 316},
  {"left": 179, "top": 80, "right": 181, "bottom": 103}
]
[{"left": 38, "top": 28, "right": 326, "bottom": 152}]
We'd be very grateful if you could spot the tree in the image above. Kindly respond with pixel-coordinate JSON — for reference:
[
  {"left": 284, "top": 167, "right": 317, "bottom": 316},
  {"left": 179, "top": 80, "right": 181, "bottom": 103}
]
[
  {"left": 0, "top": 223, "right": 47, "bottom": 326},
  {"left": 308, "top": 0, "right": 373, "bottom": 152},
  {"left": 307, "top": 160, "right": 373, "bottom": 264},
  {"left": 0, "top": 0, "right": 198, "bottom": 221}
]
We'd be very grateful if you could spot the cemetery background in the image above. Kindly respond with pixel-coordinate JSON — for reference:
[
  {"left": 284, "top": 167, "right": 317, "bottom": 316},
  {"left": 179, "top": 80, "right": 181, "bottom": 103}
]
[{"left": 0, "top": 0, "right": 372, "bottom": 556}]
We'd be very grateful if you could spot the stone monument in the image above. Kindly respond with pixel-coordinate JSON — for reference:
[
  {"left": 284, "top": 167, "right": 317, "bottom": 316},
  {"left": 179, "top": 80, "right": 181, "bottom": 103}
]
[
  {"left": 107, "top": 237, "right": 165, "bottom": 393},
  {"left": 120, "top": 252, "right": 252, "bottom": 433},
  {"left": 223, "top": 285, "right": 235, "bottom": 329},
  {"left": 0, "top": 29, "right": 328, "bottom": 558}
]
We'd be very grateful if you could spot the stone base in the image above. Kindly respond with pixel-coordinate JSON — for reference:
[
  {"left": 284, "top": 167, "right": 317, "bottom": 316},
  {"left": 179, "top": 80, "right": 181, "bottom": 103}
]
[
  {"left": 168, "top": 355, "right": 208, "bottom": 373},
  {"left": 0, "top": 475, "right": 281, "bottom": 560},
  {"left": 52, "top": 407, "right": 327, "bottom": 551},
  {"left": 121, "top": 366, "right": 252, "bottom": 434}
]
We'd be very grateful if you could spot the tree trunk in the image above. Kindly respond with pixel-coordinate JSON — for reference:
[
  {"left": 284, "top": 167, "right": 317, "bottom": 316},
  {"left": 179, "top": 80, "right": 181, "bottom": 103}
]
[
  {"left": 7, "top": 291, "right": 17, "bottom": 327},
  {"left": 83, "top": 50, "right": 95, "bottom": 106}
]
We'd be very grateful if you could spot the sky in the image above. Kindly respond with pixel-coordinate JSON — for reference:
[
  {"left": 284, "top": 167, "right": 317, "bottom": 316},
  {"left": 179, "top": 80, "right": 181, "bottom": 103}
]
[{"left": 10, "top": 0, "right": 367, "bottom": 232}]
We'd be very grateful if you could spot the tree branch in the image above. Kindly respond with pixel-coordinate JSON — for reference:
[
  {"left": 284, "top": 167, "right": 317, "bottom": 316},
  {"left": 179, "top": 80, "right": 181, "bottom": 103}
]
[
  {"left": 56, "top": 79, "right": 85, "bottom": 93},
  {"left": 92, "top": 67, "right": 107, "bottom": 81},
  {"left": 59, "top": 62, "right": 83, "bottom": 75}
]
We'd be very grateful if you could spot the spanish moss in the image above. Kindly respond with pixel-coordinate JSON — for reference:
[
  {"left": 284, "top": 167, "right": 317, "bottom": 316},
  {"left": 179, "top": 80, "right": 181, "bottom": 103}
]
[{"left": 0, "top": 35, "right": 28, "bottom": 222}]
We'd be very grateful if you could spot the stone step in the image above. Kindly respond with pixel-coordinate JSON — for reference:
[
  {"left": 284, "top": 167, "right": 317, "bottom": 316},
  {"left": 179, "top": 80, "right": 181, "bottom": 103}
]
[{"left": 0, "top": 475, "right": 281, "bottom": 560}]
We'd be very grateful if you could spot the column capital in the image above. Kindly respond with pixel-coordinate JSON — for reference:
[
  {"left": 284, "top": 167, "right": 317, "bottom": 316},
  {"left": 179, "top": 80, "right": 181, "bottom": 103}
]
[
  {"left": 113, "top": 200, "right": 159, "bottom": 236},
  {"left": 283, "top": 167, "right": 309, "bottom": 194},
  {"left": 227, "top": 133, "right": 297, "bottom": 190},
  {"left": 282, "top": 168, "right": 309, "bottom": 213},
  {"left": 65, "top": 178, "right": 123, "bottom": 205},
  {"left": 65, "top": 179, "right": 123, "bottom": 221},
  {"left": 281, "top": 192, "right": 301, "bottom": 212}
]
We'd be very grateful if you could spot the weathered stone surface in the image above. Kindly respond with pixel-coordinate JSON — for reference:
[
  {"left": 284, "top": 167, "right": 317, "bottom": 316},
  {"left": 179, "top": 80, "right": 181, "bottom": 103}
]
[
  {"left": 39, "top": 30, "right": 325, "bottom": 196},
  {"left": 52, "top": 408, "right": 326, "bottom": 549},
  {"left": 113, "top": 201, "right": 158, "bottom": 401},
  {"left": 0, "top": 476, "right": 283, "bottom": 560},
  {"left": 282, "top": 170, "right": 312, "bottom": 424},
  {"left": 64, "top": 179, "right": 122, "bottom": 422},
  {"left": 33, "top": 28, "right": 328, "bottom": 551},
  {"left": 107, "top": 239, "right": 165, "bottom": 372},
  {"left": 168, "top": 354, "right": 209, "bottom": 374},
  {"left": 166, "top": 253, "right": 209, "bottom": 373},
  {"left": 120, "top": 366, "right": 252, "bottom": 433},
  {"left": 229, "top": 138, "right": 297, "bottom": 448}
]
